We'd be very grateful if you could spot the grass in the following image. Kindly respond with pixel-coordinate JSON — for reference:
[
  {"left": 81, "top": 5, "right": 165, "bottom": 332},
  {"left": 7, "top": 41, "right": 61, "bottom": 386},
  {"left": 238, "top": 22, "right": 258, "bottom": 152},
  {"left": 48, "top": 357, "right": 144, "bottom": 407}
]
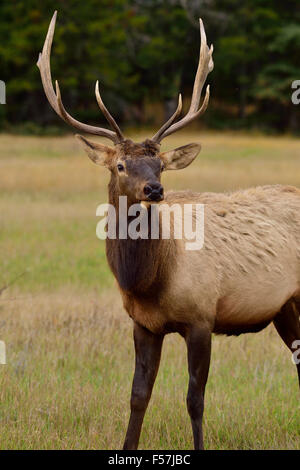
[{"left": 0, "top": 131, "right": 299, "bottom": 449}]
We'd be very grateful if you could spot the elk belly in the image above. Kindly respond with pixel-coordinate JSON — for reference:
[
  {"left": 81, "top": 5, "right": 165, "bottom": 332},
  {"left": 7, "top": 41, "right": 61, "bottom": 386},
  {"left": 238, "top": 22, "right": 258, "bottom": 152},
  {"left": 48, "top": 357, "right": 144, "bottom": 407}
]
[{"left": 214, "top": 273, "right": 298, "bottom": 334}]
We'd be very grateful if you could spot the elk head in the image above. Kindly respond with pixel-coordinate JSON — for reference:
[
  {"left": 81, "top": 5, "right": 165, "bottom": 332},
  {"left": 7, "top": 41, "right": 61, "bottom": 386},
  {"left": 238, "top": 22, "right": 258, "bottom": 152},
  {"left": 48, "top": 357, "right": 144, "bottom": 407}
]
[{"left": 37, "top": 11, "right": 214, "bottom": 205}]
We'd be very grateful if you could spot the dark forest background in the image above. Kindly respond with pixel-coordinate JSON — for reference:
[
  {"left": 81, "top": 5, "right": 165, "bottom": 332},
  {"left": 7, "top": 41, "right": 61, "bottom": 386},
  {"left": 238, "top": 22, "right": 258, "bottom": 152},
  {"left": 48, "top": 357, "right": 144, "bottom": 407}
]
[{"left": 0, "top": 0, "right": 300, "bottom": 134}]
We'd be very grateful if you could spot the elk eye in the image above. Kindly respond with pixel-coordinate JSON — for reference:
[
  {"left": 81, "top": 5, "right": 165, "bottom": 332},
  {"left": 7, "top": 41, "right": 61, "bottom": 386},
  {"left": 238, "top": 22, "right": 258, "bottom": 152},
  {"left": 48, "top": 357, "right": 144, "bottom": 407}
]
[
  {"left": 117, "top": 163, "right": 125, "bottom": 172},
  {"left": 161, "top": 163, "right": 165, "bottom": 172}
]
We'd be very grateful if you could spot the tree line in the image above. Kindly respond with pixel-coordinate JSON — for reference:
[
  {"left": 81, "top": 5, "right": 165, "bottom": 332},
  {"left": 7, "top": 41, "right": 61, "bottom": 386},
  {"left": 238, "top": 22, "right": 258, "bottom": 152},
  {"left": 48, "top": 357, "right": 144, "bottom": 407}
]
[{"left": 0, "top": 0, "right": 299, "bottom": 134}]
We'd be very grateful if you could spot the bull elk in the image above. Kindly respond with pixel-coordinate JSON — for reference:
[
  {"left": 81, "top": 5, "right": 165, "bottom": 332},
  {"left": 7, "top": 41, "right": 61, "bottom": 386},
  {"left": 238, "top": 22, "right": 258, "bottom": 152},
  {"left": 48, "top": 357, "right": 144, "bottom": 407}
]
[{"left": 38, "top": 11, "right": 300, "bottom": 449}]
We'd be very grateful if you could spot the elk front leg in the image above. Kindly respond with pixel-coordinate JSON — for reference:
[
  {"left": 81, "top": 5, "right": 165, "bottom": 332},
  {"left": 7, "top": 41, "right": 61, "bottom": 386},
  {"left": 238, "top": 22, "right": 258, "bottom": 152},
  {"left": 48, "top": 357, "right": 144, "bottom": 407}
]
[
  {"left": 123, "top": 322, "right": 164, "bottom": 450},
  {"left": 185, "top": 324, "right": 212, "bottom": 450}
]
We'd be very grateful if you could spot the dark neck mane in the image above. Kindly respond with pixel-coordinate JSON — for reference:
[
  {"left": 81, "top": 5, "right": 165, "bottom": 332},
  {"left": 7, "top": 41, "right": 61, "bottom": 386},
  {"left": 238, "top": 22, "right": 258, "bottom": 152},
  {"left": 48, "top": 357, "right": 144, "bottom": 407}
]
[{"left": 106, "top": 176, "right": 173, "bottom": 295}]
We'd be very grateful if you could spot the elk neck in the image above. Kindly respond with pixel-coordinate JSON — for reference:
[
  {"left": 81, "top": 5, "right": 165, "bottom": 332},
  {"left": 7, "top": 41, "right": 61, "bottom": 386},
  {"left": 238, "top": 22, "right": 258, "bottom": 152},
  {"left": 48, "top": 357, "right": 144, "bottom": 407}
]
[{"left": 105, "top": 174, "right": 174, "bottom": 296}]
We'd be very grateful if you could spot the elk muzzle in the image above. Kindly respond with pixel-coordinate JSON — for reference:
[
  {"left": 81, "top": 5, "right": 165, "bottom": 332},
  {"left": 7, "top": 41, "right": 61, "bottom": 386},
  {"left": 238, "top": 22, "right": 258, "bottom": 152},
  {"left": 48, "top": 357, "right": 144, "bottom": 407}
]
[{"left": 143, "top": 182, "right": 164, "bottom": 202}]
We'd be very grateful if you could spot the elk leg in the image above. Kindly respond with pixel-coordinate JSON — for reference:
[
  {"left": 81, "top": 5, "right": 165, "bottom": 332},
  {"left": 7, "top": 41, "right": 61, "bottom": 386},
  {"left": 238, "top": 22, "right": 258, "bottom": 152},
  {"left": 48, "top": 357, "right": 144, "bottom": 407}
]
[
  {"left": 185, "top": 324, "right": 212, "bottom": 450},
  {"left": 123, "top": 322, "right": 164, "bottom": 450},
  {"left": 273, "top": 300, "right": 300, "bottom": 387}
]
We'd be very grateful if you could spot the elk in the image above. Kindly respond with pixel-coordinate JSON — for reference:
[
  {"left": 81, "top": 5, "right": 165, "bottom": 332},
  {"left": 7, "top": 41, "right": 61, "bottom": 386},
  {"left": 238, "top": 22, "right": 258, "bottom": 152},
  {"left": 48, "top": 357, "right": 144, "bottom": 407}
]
[{"left": 38, "top": 11, "right": 300, "bottom": 450}]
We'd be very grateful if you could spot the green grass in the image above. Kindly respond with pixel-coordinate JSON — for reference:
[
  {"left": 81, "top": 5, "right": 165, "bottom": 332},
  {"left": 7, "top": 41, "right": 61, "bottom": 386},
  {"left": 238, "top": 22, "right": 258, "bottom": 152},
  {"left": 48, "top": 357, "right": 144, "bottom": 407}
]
[
  {"left": 0, "top": 292, "right": 298, "bottom": 449},
  {"left": 0, "top": 213, "right": 111, "bottom": 291},
  {"left": 0, "top": 131, "right": 299, "bottom": 449}
]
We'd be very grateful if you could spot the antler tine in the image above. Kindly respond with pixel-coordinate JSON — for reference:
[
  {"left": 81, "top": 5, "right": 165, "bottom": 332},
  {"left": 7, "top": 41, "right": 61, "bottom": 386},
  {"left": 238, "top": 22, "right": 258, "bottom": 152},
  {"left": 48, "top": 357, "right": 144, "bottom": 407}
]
[
  {"left": 152, "top": 18, "right": 214, "bottom": 143},
  {"left": 37, "top": 11, "right": 120, "bottom": 143},
  {"left": 95, "top": 81, "right": 125, "bottom": 142},
  {"left": 151, "top": 94, "right": 182, "bottom": 143},
  {"left": 189, "top": 19, "right": 213, "bottom": 113}
]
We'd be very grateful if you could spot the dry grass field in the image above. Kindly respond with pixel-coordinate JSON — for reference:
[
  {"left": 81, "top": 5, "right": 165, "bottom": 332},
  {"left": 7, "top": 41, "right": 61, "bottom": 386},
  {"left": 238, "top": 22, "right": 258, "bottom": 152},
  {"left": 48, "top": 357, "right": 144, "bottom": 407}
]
[{"left": 0, "top": 131, "right": 299, "bottom": 449}]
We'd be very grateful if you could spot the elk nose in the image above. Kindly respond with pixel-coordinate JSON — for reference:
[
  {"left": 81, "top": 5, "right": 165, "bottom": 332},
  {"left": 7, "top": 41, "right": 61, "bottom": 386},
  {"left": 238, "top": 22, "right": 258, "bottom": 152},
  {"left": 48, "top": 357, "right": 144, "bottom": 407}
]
[{"left": 143, "top": 182, "right": 164, "bottom": 201}]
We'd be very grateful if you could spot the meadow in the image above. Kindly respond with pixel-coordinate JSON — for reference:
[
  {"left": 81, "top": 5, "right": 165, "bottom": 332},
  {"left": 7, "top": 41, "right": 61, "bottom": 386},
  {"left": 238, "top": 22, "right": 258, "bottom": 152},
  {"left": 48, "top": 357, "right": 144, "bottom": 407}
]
[{"left": 0, "top": 131, "right": 299, "bottom": 449}]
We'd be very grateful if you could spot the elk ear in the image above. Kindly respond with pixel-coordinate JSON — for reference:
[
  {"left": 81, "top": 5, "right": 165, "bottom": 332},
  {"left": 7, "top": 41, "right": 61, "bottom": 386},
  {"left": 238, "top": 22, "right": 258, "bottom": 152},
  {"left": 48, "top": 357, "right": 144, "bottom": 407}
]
[
  {"left": 75, "top": 134, "right": 115, "bottom": 167},
  {"left": 160, "top": 143, "right": 201, "bottom": 170}
]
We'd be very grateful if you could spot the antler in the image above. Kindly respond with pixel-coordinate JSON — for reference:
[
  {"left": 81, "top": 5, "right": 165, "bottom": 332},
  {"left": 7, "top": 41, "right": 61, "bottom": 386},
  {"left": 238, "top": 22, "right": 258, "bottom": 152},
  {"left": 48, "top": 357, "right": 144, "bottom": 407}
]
[
  {"left": 151, "top": 19, "right": 214, "bottom": 143},
  {"left": 37, "top": 11, "right": 124, "bottom": 144}
]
